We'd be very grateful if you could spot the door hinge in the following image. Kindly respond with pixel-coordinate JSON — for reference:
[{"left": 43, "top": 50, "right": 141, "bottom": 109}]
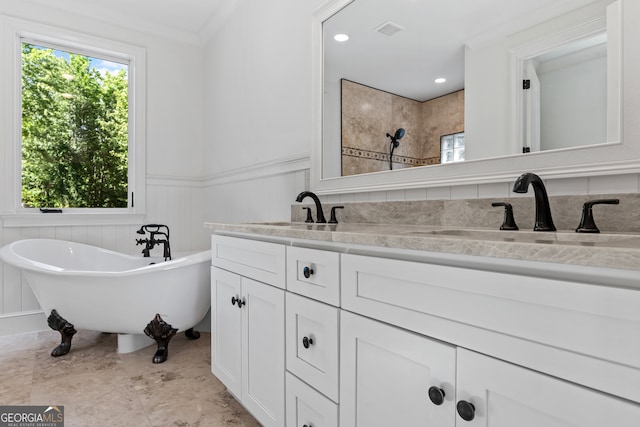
[{"left": 523, "top": 79, "right": 531, "bottom": 90}]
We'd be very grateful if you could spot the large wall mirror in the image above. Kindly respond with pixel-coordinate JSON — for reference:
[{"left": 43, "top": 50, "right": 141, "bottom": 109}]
[{"left": 311, "top": 0, "right": 640, "bottom": 195}]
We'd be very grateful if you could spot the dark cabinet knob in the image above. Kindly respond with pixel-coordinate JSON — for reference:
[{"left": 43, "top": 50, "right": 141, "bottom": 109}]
[
  {"left": 457, "top": 400, "right": 475, "bottom": 421},
  {"left": 231, "top": 296, "right": 245, "bottom": 308},
  {"left": 303, "top": 266, "right": 314, "bottom": 278},
  {"left": 302, "top": 336, "right": 314, "bottom": 349},
  {"left": 303, "top": 424, "right": 312, "bottom": 427},
  {"left": 428, "top": 386, "right": 445, "bottom": 405}
]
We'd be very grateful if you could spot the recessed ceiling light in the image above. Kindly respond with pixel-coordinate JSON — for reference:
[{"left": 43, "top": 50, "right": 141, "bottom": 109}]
[
  {"left": 434, "top": 77, "right": 447, "bottom": 84},
  {"left": 334, "top": 34, "right": 349, "bottom": 42}
]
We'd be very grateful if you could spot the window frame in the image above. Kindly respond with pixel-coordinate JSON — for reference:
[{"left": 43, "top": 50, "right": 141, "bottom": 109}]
[{"left": 1, "top": 16, "right": 146, "bottom": 226}]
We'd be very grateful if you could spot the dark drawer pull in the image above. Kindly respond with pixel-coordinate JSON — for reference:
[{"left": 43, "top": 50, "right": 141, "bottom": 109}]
[
  {"left": 303, "top": 266, "right": 314, "bottom": 279},
  {"left": 302, "top": 336, "right": 314, "bottom": 349}
]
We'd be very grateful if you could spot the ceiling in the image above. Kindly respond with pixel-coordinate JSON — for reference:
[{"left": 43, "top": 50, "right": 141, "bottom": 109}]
[
  {"left": 18, "top": 0, "right": 606, "bottom": 96},
  {"left": 24, "top": 0, "right": 232, "bottom": 43},
  {"left": 323, "top": 0, "right": 603, "bottom": 101}
]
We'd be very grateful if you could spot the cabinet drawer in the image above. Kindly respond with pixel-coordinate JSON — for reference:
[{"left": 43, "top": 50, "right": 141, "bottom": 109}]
[
  {"left": 341, "top": 253, "right": 640, "bottom": 371},
  {"left": 286, "top": 372, "right": 339, "bottom": 427},
  {"left": 286, "top": 292, "right": 340, "bottom": 402},
  {"left": 211, "top": 234, "right": 285, "bottom": 288},
  {"left": 287, "top": 246, "right": 340, "bottom": 305}
]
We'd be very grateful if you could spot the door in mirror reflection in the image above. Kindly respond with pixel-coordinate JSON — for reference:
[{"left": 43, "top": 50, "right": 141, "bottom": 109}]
[{"left": 523, "top": 32, "right": 608, "bottom": 152}]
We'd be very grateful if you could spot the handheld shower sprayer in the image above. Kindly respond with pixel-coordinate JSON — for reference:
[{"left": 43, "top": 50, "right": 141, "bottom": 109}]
[{"left": 387, "top": 128, "right": 405, "bottom": 170}]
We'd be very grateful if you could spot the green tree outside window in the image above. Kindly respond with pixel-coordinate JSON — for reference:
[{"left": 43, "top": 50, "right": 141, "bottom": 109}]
[{"left": 21, "top": 43, "right": 129, "bottom": 208}]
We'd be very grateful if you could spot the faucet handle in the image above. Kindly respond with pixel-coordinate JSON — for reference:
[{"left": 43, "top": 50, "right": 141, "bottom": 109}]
[
  {"left": 329, "top": 206, "right": 344, "bottom": 224},
  {"left": 491, "top": 202, "right": 519, "bottom": 230},
  {"left": 576, "top": 199, "right": 619, "bottom": 233},
  {"left": 302, "top": 207, "right": 314, "bottom": 223}
]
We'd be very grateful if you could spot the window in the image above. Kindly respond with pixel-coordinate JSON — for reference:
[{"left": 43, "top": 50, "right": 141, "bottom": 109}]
[
  {"left": 21, "top": 42, "right": 129, "bottom": 208},
  {"left": 1, "top": 17, "right": 146, "bottom": 222},
  {"left": 440, "top": 132, "right": 465, "bottom": 164}
]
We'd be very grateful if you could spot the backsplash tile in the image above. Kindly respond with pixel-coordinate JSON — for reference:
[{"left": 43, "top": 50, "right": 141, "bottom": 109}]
[{"left": 292, "top": 193, "right": 640, "bottom": 233}]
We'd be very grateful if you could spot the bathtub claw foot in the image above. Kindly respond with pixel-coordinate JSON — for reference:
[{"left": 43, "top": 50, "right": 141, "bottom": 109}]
[
  {"left": 143, "top": 314, "right": 177, "bottom": 364},
  {"left": 185, "top": 328, "right": 200, "bottom": 340},
  {"left": 47, "top": 309, "right": 77, "bottom": 357}
]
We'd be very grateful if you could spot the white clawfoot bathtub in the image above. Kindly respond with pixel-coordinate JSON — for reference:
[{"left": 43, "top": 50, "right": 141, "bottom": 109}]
[{"left": 0, "top": 239, "right": 211, "bottom": 357}]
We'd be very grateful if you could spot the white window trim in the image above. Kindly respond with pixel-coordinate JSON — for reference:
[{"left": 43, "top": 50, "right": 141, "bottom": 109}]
[{"left": 0, "top": 16, "right": 146, "bottom": 226}]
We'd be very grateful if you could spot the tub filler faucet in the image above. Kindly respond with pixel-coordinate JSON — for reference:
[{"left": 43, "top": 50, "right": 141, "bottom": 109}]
[{"left": 136, "top": 224, "right": 172, "bottom": 260}]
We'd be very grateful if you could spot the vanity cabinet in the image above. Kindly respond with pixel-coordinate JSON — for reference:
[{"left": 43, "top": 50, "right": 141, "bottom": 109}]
[
  {"left": 341, "top": 309, "right": 640, "bottom": 426},
  {"left": 211, "top": 236, "right": 285, "bottom": 427},
  {"left": 209, "top": 231, "right": 640, "bottom": 426},
  {"left": 340, "top": 252, "right": 640, "bottom": 426}
]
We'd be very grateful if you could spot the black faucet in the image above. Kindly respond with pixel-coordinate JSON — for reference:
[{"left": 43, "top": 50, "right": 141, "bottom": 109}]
[
  {"left": 295, "top": 191, "right": 326, "bottom": 223},
  {"left": 512, "top": 173, "right": 556, "bottom": 231},
  {"left": 136, "top": 224, "right": 172, "bottom": 260}
]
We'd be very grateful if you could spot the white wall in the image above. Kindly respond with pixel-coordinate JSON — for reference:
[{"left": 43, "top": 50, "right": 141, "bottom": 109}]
[
  {"left": 201, "top": 0, "right": 640, "bottom": 226},
  {"left": 0, "top": 1, "right": 207, "bottom": 333},
  {"left": 202, "top": 0, "right": 318, "bottom": 222}
]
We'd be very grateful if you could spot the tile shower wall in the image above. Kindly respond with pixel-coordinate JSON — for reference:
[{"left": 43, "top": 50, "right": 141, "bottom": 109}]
[{"left": 341, "top": 79, "right": 464, "bottom": 175}]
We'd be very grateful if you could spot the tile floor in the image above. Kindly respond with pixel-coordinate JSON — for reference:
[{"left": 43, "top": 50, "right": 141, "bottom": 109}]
[{"left": 0, "top": 329, "right": 261, "bottom": 426}]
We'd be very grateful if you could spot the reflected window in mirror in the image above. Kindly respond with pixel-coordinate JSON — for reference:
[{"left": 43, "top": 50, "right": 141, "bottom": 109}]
[{"left": 440, "top": 132, "right": 465, "bottom": 164}]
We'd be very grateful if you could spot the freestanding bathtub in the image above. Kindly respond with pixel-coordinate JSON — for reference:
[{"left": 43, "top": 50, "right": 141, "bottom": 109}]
[{"left": 0, "top": 239, "right": 211, "bottom": 362}]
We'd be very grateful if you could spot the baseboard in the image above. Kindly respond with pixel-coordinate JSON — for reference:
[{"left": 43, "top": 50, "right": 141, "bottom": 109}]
[{"left": 0, "top": 310, "right": 48, "bottom": 337}]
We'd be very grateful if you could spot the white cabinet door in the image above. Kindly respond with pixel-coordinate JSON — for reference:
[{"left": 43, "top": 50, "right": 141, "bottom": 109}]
[
  {"left": 456, "top": 348, "right": 640, "bottom": 426},
  {"left": 242, "top": 277, "right": 285, "bottom": 427},
  {"left": 340, "top": 311, "right": 456, "bottom": 427},
  {"left": 211, "top": 267, "right": 285, "bottom": 427},
  {"left": 211, "top": 266, "right": 242, "bottom": 398}
]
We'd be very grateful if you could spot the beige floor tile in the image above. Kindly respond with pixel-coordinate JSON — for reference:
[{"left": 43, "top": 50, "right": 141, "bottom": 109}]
[{"left": 1, "top": 330, "right": 260, "bottom": 426}]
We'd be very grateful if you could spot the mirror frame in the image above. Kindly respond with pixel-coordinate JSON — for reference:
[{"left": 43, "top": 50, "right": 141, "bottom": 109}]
[{"left": 311, "top": 0, "right": 640, "bottom": 195}]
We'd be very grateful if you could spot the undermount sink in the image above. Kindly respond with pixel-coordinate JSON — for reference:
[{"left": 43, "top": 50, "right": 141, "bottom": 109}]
[
  {"left": 401, "top": 228, "right": 640, "bottom": 246},
  {"left": 247, "top": 221, "right": 295, "bottom": 227}
]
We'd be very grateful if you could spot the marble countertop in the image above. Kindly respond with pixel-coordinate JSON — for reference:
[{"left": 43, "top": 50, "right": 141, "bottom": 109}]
[{"left": 205, "top": 221, "right": 640, "bottom": 273}]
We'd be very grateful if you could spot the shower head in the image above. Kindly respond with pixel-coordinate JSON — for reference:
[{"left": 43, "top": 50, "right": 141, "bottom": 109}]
[{"left": 386, "top": 128, "right": 405, "bottom": 148}]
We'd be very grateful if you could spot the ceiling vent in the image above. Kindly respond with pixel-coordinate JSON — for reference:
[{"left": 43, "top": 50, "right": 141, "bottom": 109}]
[{"left": 375, "top": 21, "right": 405, "bottom": 37}]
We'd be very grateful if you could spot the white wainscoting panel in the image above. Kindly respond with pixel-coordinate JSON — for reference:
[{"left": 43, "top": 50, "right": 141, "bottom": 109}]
[{"left": 0, "top": 176, "right": 207, "bottom": 335}]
